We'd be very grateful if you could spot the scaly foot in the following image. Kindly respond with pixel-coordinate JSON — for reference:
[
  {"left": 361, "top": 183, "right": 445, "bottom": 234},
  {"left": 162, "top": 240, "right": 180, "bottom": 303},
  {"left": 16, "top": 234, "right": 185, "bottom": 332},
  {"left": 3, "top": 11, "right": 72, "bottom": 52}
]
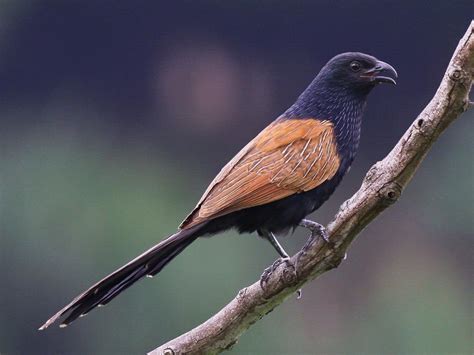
[
  {"left": 260, "top": 257, "right": 291, "bottom": 289},
  {"left": 299, "top": 219, "right": 329, "bottom": 243}
]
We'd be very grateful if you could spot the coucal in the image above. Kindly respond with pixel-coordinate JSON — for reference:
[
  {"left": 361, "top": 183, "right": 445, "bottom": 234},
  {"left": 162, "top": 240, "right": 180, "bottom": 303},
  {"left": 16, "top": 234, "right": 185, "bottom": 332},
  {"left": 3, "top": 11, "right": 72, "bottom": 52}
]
[{"left": 40, "top": 52, "right": 397, "bottom": 330}]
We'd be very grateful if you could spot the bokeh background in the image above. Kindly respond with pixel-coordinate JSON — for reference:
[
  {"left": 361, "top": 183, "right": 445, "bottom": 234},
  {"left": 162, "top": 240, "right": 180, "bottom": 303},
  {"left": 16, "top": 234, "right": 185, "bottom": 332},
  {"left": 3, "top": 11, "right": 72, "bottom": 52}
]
[{"left": 0, "top": 1, "right": 472, "bottom": 354}]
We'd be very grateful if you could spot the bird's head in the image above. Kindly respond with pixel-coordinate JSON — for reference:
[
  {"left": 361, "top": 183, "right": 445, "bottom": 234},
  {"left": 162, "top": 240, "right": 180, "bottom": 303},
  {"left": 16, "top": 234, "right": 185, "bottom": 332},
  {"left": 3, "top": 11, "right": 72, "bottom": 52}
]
[
  {"left": 286, "top": 52, "right": 398, "bottom": 126},
  {"left": 318, "top": 52, "right": 398, "bottom": 93}
]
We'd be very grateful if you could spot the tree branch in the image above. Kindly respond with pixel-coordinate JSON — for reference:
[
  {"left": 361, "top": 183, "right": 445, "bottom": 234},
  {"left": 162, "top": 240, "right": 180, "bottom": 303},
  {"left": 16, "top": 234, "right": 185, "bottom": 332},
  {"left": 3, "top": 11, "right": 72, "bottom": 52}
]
[{"left": 150, "top": 22, "right": 473, "bottom": 355}]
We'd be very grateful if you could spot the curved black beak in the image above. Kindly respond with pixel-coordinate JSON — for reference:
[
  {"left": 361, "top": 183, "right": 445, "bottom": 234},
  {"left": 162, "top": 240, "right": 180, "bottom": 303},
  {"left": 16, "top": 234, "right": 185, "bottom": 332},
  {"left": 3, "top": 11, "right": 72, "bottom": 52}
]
[{"left": 363, "top": 60, "right": 398, "bottom": 85}]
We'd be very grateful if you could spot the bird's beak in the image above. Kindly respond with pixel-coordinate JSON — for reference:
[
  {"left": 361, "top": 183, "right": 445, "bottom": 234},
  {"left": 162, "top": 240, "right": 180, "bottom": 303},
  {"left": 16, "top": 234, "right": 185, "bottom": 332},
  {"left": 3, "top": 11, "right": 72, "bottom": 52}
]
[{"left": 363, "top": 60, "right": 398, "bottom": 85}]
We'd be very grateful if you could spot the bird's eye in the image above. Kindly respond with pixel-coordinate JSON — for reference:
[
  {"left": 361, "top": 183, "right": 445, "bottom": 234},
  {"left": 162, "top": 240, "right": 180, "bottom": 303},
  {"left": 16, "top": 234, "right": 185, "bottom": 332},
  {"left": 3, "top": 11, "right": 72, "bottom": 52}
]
[{"left": 350, "top": 61, "right": 361, "bottom": 72}]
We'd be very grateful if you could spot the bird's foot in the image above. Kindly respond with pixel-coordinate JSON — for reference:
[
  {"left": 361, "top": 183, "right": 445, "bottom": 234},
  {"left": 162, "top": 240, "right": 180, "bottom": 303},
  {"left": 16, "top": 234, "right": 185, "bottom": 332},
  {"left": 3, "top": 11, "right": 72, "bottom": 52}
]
[
  {"left": 260, "top": 257, "right": 291, "bottom": 290},
  {"left": 260, "top": 257, "right": 301, "bottom": 299},
  {"left": 299, "top": 219, "right": 330, "bottom": 244}
]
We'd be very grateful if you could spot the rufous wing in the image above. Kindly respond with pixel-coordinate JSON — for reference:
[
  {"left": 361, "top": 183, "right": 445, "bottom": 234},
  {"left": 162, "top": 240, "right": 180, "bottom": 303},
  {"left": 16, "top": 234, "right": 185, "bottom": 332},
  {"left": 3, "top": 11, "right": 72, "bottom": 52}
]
[{"left": 180, "top": 118, "right": 341, "bottom": 229}]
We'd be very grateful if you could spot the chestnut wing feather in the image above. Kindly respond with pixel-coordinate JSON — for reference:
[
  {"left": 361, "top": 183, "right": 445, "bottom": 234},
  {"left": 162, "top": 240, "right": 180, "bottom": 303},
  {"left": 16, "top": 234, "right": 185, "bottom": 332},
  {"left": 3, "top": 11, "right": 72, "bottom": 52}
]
[{"left": 180, "top": 119, "right": 341, "bottom": 229}]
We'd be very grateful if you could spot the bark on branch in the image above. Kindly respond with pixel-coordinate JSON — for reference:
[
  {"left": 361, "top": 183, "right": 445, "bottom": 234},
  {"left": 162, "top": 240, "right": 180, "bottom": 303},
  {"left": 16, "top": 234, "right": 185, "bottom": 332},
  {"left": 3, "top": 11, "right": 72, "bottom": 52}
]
[{"left": 150, "top": 22, "right": 473, "bottom": 355}]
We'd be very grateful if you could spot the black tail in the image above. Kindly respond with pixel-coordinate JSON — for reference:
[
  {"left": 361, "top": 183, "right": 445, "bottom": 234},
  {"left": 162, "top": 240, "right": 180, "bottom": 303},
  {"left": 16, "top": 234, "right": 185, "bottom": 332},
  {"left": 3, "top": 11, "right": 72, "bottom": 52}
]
[{"left": 39, "top": 226, "right": 201, "bottom": 330}]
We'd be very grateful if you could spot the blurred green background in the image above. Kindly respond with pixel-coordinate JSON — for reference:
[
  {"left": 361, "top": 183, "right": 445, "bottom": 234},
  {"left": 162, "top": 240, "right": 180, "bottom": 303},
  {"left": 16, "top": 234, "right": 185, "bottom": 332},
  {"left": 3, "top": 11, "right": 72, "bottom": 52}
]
[{"left": 0, "top": 1, "right": 472, "bottom": 354}]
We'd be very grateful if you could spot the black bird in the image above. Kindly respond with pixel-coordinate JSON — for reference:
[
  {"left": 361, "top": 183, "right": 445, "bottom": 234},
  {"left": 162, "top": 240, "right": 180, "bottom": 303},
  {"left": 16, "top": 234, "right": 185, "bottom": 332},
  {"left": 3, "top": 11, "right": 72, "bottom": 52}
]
[{"left": 40, "top": 52, "right": 397, "bottom": 329}]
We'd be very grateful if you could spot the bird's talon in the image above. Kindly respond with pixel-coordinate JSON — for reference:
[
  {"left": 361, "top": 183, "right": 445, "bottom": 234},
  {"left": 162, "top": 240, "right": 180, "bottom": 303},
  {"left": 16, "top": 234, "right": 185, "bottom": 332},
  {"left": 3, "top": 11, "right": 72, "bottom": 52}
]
[
  {"left": 296, "top": 289, "right": 302, "bottom": 299},
  {"left": 260, "top": 267, "right": 271, "bottom": 289},
  {"left": 300, "top": 219, "right": 330, "bottom": 245},
  {"left": 314, "top": 225, "right": 330, "bottom": 243},
  {"left": 272, "top": 256, "right": 290, "bottom": 269},
  {"left": 321, "top": 230, "right": 330, "bottom": 243},
  {"left": 260, "top": 257, "right": 291, "bottom": 290}
]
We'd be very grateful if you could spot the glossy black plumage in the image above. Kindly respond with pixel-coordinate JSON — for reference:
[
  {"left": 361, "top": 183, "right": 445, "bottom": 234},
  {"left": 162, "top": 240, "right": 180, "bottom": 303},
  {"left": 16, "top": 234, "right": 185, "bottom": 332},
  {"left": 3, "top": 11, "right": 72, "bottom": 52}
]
[{"left": 40, "top": 52, "right": 397, "bottom": 330}]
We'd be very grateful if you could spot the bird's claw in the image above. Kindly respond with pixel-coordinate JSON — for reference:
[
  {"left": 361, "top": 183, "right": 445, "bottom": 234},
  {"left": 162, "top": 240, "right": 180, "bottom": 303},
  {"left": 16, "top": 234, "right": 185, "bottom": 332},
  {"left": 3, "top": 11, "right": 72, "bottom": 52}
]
[
  {"left": 260, "top": 257, "right": 291, "bottom": 290},
  {"left": 311, "top": 225, "right": 329, "bottom": 243},
  {"left": 299, "top": 219, "right": 330, "bottom": 244},
  {"left": 299, "top": 220, "right": 332, "bottom": 254}
]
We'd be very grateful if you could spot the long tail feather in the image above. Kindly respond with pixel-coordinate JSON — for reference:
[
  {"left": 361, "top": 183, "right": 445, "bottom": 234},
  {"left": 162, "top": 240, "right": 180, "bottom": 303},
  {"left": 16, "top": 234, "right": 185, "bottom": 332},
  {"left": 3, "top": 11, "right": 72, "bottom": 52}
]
[{"left": 39, "top": 226, "right": 201, "bottom": 330}]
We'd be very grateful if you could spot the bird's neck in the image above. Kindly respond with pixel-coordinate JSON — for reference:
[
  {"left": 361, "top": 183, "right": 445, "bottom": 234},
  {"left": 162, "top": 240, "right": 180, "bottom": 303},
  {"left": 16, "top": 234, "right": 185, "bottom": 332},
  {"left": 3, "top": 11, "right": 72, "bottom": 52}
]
[{"left": 285, "top": 80, "right": 369, "bottom": 163}]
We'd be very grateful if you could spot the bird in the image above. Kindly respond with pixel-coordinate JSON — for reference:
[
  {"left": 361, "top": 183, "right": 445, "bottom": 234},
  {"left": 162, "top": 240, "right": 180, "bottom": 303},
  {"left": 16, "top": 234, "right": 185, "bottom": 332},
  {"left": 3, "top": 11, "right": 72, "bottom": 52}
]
[{"left": 39, "top": 52, "right": 397, "bottom": 330}]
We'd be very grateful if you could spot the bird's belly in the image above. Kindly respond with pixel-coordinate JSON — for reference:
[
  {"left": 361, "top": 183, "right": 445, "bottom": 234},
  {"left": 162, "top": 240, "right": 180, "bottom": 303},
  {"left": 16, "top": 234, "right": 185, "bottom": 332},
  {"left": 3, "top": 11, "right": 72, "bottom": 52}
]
[{"left": 198, "top": 171, "right": 345, "bottom": 237}]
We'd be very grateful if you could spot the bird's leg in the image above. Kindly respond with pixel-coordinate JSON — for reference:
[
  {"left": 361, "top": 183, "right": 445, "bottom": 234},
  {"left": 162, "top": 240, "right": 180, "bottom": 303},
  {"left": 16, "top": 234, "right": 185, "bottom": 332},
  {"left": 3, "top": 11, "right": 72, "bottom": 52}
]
[
  {"left": 260, "top": 231, "right": 290, "bottom": 287},
  {"left": 260, "top": 231, "right": 301, "bottom": 297},
  {"left": 264, "top": 231, "right": 290, "bottom": 259},
  {"left": 299, "top": 219, "right": 330, "bottom": 243},
  {"left": 299, "top": 219, "right": 349, "bottom": 261}
]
